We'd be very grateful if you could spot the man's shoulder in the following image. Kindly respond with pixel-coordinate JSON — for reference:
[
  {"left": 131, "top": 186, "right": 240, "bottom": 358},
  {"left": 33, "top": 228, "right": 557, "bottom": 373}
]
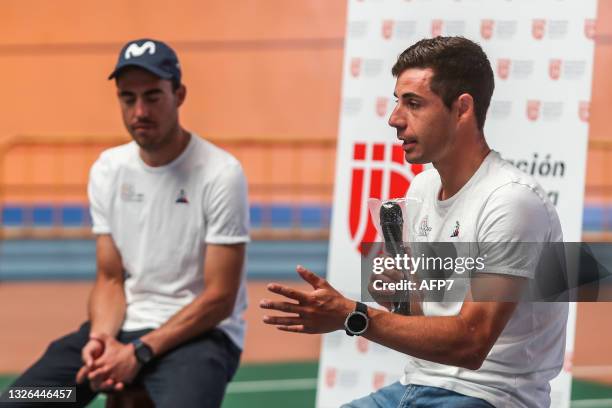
[
  {"left": 487, "top": 152, "right": 537, "bottom": 184},
  {"left": 190, "top": 134, "right": 243, "bottom": 174},
  {"left": 96, "top": 141, "right": 137, "bottom": 165},
  {"left": 91, "top": 142, "right": 137, "bottom": 175},
  {"left": 479, "top": 156, "right": 562, "bottom": 241},
  {"left": 480, "top": 152, "right": 553, "bottom": 207},
  {"left": 466, "top": 152, "right": 547, "bottom": 202}
]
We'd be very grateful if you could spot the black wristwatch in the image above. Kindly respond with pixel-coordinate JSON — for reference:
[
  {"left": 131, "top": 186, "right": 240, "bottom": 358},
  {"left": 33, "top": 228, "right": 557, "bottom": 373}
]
[
  {"left": 131, "top": 339, "right": 154, "bottom": 366},
  {"left": 344, "top": 302, "right": 369, "bottom": 336}
]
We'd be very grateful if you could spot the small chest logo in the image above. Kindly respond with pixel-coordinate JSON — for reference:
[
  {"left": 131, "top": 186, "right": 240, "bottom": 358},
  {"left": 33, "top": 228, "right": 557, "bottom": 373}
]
[
  {"left": 418, "top": 215, "right": 432, "bottom": 237},
  {"left": 120, "top": 183, "right": 144, "bottom": 202},
  {"left": 450, "top": 221, "right": 460, "bottom": 238},
  {"left": 175, "top": 189, "right": 189, "bottom": 204}
]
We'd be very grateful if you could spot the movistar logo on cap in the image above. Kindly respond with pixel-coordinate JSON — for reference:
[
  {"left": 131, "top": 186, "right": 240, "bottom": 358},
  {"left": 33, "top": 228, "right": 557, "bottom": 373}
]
[{"left": 124, "top": 41, "right": 156, "bottom": 60}]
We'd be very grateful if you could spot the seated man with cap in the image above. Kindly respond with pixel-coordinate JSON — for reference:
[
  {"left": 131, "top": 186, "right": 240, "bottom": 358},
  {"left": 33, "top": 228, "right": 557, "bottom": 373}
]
[{"left": 1, "top": 38, "right": 249, "bottom": 408}]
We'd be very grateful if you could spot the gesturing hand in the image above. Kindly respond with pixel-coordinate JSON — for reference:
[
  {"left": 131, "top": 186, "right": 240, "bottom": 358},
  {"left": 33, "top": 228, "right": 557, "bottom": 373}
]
[{"left": 260, "top": 265, "right": 354, "bottom": 334}]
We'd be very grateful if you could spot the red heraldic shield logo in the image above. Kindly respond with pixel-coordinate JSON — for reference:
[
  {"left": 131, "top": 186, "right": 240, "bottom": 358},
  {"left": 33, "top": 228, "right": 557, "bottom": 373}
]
[
  {"left": 376, "top": 97, "right": 388, "bottom": 117},
  {"left": 527, "top": 100, "right": 541, "bottom": 121},
  {"left": 382, "top": 20, "right": 394, "bottom": 39},
  {"left": 349, "top": 142, "right": 424, "bottom": 254},
  {"left": 579, "top": 101, "right": 590, "bottom": 122},
  {"left": 564, "top": 352, "right": 574, "bottom": 373},
  {"left": 325, "top": 367, "right": 337, "bottom": 388},
  {"left": 356, "top": 337, "right": 369, "bottom": 354},
  {"left": 532, "top": 19, "right": 546, "bottom": 40},
  {"left": 585, "top": 19, "right": 596, "bottom": 40},
  {"left": 497, "top": 59, "right": 511, "bottom": 80},
  {"left": 350, "top": 58, "right": 362, "bottom": 78},
  {"left": 549, "top": 59, "right": 562, "bottom": 81},
  {"left": 481, "top": 19, "right": 494, "bottom": 40},
  {"left": 373, "top": 372, "right": 386, "bottom": 390},
  {"left": 431, "top": 20, "right": 443, "bottom": 37}
]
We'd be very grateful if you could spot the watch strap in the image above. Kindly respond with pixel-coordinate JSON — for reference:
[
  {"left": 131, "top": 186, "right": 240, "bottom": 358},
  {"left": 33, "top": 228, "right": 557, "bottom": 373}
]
[
  {"left": 132, "top": 338, "right": 154, "bottom": 365},
  {"left": 355, "top": 301, "right": 368, "bottom": 315}
]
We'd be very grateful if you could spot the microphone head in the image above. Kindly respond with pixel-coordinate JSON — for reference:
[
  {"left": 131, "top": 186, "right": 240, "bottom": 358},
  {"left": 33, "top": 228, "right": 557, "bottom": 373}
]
[{"left": 380, "top": 201, "right": 403, "bottom": 226}]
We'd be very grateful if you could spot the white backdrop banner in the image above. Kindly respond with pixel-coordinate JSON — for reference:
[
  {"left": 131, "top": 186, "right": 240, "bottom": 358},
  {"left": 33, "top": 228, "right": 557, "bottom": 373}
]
[{"left": 317, "top": 1, "right": 597, "bottom": 407}]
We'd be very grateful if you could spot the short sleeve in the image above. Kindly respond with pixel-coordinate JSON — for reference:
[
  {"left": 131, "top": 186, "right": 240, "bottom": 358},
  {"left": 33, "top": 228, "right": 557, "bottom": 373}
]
[
  {"left": 203, "top": 162, "right": 250, "bottom": 244},
  {"left": 476, "top": 183, "right": 554, "bottom": 279},
  {"left": 87, "top": 156, "right": 112, "bottom": 235}
]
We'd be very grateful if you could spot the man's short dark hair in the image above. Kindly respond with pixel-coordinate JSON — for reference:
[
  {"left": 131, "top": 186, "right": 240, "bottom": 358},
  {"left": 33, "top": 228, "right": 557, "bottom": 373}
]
[{"left": 392, "top": 36, "right": 494, "bottom": 131}]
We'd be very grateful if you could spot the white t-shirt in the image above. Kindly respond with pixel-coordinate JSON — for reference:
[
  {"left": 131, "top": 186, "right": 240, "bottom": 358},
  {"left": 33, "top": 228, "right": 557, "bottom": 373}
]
[
  {"left": 87, "top": 134, "right": 249, "bottom": 349},
  {"left": 401, "top": 151, "right": 568, "bottom": 408}
]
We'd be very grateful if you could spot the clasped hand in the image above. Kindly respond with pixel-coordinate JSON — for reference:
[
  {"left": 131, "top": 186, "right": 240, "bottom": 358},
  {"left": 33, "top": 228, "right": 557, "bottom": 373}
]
[{"left": 75, "top": 333, "right": 140, "bottom": 392}]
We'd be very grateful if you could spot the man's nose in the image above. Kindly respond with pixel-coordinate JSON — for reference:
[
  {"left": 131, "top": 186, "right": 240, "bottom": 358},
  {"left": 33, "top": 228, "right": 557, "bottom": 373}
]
[
  {"left": 388, "top": 106, "right": 404, "bottom": 129},
  {"left": 134, "top": 98, "right": 149, "bottom": 119}
]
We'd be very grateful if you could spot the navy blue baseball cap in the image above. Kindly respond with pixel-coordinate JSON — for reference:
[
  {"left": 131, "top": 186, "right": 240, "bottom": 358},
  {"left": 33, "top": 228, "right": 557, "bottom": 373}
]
[{"left": 108, "top": 38, "right": 181, "bottom": 83}]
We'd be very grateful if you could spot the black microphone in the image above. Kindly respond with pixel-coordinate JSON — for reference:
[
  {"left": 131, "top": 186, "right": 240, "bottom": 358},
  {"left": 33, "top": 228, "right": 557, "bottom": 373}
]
[{"left": 379, "top": 201, "right": 410, "bottom": 315}]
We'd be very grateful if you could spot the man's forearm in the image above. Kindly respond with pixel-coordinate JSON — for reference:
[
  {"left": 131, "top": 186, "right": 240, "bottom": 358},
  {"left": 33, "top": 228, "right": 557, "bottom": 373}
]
[
  {"left": 88, "top": 278, "right": 126, "bottom": 337},
  {"left": 141, "top": 291, "right": 234, "bottom": 357},
  {"left": 364, "top": 308, "right": 489, "bottom": 370},
  {"left": 261, "top": 268, "right": 518, "bottom": 370}
]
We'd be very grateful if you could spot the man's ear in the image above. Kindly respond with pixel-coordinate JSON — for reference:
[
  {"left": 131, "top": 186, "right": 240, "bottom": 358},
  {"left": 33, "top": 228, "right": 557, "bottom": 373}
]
[
  {"left": 176, "top": 84, "right": 187, "bottom": 107},
  {"left": 455, "top": 93, "right": 474, "bottom": 122}
]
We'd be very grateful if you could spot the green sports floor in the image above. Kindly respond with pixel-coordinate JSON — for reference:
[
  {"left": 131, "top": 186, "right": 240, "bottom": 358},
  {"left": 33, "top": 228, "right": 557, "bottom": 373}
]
[{"left": 1, "top": 361, "right": 612, "bottom": 407}]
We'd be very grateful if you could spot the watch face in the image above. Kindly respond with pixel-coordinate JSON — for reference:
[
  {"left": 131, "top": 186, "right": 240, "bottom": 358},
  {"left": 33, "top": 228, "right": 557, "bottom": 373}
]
[
  {"left": 347, "top": 312, "right": 368, "bottom": 333},
  {"left": 135, "top": 342, "right": 153, "bottom": 364}
]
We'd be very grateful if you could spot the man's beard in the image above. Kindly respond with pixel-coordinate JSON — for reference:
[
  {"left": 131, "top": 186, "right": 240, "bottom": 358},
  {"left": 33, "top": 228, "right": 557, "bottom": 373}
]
[{"left": 130, "top": 124, "right": 176, "bottom": 152}]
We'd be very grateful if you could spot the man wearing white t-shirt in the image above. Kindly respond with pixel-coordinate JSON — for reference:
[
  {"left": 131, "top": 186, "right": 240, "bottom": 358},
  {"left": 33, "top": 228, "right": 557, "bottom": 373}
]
[
  {"left": 261, "top": 36, "right": 567, "bottom": 407},
  {"left": 3, "top": 39, "right": 249, "bottom": 407}
]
